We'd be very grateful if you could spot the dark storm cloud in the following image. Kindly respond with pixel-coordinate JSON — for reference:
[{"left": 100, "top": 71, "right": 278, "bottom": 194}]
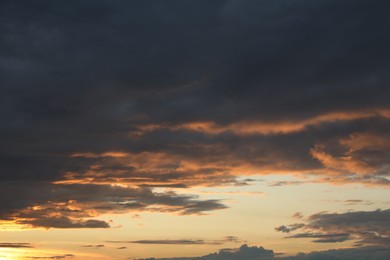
[
  {"left": 138, "top": 244, "right": 390, "bottom": 260},
  {"left": 276, "top": 209, "right": 390, "bottom": 247},
  {"left": 131, "top": 0, "right": 390, "bottom": 125},
  {"left": 1, "top": 0, "right": 390, "bottom": 227},
  {"left": 1, "top": 0, "right": 389, "bottom": 178}
]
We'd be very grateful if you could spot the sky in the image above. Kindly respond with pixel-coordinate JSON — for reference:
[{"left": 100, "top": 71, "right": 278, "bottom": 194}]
[{"left": 0, "top": 0, "right": 390, "bottom": 259}]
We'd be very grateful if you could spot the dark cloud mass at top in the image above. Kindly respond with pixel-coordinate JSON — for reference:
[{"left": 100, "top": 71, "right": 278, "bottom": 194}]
[{"left": 0, "top": 0, "right": 390, "bottom": 229}]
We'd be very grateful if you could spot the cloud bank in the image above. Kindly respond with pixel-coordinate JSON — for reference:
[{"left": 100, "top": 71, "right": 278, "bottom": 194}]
[
  {"left": 276, "top": 208, "right": 390, "bottom": 247},
  {"left": 138, "top": 244, "right": 390, "bottom": 260},
  {"left": 0, "top": 0, "right": 389, "bottom": 228}
]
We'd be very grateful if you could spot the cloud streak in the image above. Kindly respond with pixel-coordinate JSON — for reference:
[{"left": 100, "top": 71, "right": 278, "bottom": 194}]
[
  {"left": 0, "top": 242, "right": 33, "bottom": 248},
  {"left": 107, "top": 236, "right": 242, "bottom": 246}
]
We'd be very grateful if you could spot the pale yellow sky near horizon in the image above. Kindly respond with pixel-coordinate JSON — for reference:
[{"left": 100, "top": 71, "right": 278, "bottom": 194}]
[{"left": 2, "top": 174, "right": 389, "bottom": 260}]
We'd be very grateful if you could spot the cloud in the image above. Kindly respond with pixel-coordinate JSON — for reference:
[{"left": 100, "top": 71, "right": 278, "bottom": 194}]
[
  {"left": 268, "top": 181, "right": 304, "bottom": 187},
  {"left": 292, "top": 212, "right": 303, "bottom": 219},
  {"left": 276, "top": 208, "right": 390, "bottom": 246},
  {"left": 0, "top": 182, "right": 227, "bottom": 229},
  {"left": 26, "top": 254, "right": 74, "bottom": 259},
  {"left": 323, "top": 199, "right": 374, "bottom": 206},
  {"left": 196, "top": 190, "right": 266, "bottom": 197},
  {"left": 107, "top": 236, "right": 242, "bottom": 245},
  {"left": 0, "top": 242, "right": 33, "bottom": 248},
  {"left": 342, "top": 200, "right": 373, "bottom": 206},
  {"left": 17, "top": 217, "right": 110, "bottom": 229},
  {"left": 294, "top": 246, "right": 390, "bottom": 260},
  {"left": 138, "top": 244, "right": 275, "bottom": 260},
  {"left": 138, "top": 244, "right": 390, "bottom": 260},
  {"left": 1, "top": 0, "right": 389, "bottom": 181},
  {"left": 109, "top": 239, "right": 211, "bottom": 245},
  {"left": 1, "top": 0, "right": 389, "bottom": 228},
  {"left": 275, "top": 224, "right": 305, "bottom": 233},
  {"left": 286, "top": 233, "right": 350, "bottom": 243},
  {"left": 81, "top": 244, "right": 105, "bottom": 248}
]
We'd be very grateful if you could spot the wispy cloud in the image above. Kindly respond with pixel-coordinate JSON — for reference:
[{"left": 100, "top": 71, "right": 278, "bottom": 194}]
[
  {"left": 107, "top": 236, "right": 243, "bottom": 245},
  {"left": 81, "top": 244, "right": 105, "bottom": 248},
  {"left": 0, "top": 242, "right": 33, "bottom": 248},
  {"left": 25, "top": 254, "right": 74, "bottom": 259}
]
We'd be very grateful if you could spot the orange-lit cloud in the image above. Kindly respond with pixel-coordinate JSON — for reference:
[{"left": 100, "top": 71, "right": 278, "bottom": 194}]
[
  {"left": 131, "top": 109, "right": 390, "bottom": 136},
  {"left": 3, "top": 109, "right": 383, "bottom": 230},
  {"left": 310, "top": 145, "right": 375, "bottom": 175},
  {"left": 0, "top": 183, "right": 227, "bottom": 229}
]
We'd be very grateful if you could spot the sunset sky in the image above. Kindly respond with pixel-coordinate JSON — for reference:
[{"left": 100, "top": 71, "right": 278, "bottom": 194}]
[{"left": 1, "top": 1, "right": 390, "bottom": 259}]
